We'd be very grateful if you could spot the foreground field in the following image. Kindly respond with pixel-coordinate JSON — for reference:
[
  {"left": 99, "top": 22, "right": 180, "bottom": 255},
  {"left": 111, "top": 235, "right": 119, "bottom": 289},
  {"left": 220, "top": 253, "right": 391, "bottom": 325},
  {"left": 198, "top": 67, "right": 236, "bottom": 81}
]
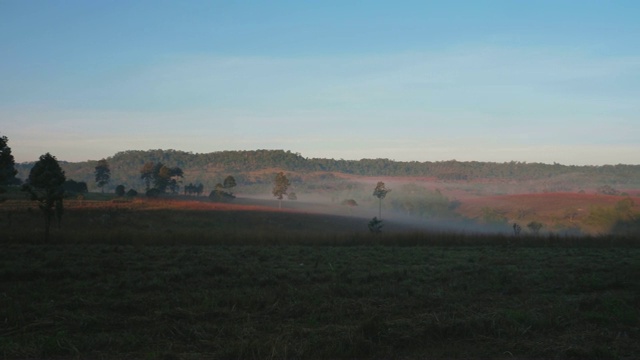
[
  {"left": 1, "top": 196, "right": 639, "bottom": 359},
  {"left": 2, "top": 242, "right": 640, "bottom": 359}
]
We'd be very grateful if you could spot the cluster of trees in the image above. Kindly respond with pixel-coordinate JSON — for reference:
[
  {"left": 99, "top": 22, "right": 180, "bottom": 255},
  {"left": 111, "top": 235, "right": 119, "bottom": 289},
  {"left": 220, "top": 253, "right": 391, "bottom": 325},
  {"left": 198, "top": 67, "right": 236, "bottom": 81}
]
[
  {"left": 115, "top": 185, "right": 137, "bottom": 197},
  {"left": 6, "top": 135, "right": 639, "bottom": 239},
  {"left": 3, "top": 134, "right": 128, "bottom": 241},
  {"left": 209, "top": 176, "right": 237, "bottom": 201},
  {"left": 184, "top": 183, "right": 204, "bottom": 196},
  {"left": 140, "top": 162, "right": 184, "bottom": 195}
]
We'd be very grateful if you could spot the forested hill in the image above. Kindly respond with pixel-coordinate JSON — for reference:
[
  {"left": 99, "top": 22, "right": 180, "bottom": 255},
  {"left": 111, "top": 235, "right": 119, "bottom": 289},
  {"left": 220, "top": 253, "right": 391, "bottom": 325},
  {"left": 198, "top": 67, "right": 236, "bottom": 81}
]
[{"left": 15, "top": 149, "right": 640, "bottom": 191}]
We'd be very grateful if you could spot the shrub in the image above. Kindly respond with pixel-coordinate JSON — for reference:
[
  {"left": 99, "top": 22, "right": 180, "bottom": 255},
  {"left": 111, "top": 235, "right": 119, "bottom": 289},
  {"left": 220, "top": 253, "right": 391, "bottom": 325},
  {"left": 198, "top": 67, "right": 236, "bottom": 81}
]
[
  {"left": 341, "top": 199, "right": 358, "bottom": 207},
  {"left": 368, "top": 217, "right": 383, "bottom": 234},
  {"left": 481, "top": 207, "right": 507, "bottom": 225},
  {"left": 63, "top": 179, "right": 88, "bottom": 195},
  {"left": 146, "top": 188, "right": 162, "bottom": 198},
  {"left": 527, "top": 221, "right": 543, "bottom": 235},
  {"left": 209, "top": 190, "right": 235, "bottom": 202}
]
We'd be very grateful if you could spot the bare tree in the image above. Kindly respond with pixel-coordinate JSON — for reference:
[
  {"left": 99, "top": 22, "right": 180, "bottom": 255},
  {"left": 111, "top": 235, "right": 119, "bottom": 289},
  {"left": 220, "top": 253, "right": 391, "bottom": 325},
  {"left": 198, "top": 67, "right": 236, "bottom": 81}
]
[{"left": 512, "top": 223, "right": 522, "bottom": 236}]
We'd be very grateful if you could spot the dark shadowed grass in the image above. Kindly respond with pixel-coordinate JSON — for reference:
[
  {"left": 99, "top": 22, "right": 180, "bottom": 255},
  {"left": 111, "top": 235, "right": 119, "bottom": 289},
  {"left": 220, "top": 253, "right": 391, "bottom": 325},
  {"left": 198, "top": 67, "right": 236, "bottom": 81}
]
[
  {"left": 1, "top": 203, "right": 637, "bottom": 247},
  {"left": 1, "top": 243, "right": 639, "bottom": 359}
]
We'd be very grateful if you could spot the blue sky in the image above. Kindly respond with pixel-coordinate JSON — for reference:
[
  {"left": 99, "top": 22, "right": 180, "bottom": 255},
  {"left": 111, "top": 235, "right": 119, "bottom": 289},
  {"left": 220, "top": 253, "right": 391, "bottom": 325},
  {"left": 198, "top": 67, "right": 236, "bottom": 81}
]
[{"left": 1, "top": 1, "right": 639, "bottom": 165}]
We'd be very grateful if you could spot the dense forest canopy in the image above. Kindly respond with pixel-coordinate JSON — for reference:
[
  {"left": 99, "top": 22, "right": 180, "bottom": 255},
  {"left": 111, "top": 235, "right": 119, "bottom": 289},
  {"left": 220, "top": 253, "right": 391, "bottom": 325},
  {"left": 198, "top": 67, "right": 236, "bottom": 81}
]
[{"left": 14, "top": 149, "right": 640, "bottom": 193}]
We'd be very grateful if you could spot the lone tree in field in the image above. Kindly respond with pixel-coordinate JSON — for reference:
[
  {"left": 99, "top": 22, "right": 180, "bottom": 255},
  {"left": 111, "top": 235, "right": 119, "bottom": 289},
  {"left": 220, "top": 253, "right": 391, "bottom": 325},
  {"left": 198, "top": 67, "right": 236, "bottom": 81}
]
[
  {"left": 512, "top": 223, "right": 522, "bottom": 236},
  {"left": 22, "top": 153, "right": 66, "bottom": 242},
  {"left": 272, "top": 172, "right": 290, "bottom": 209},
  {"left": 223, "top": 175, "right": 237, "bottom": 193},
  {"left": 527, "top": 221, "right": 543, "bottom": 235},
  {"left": 0, "top": 134, "right": 18, "bottom": 200},
  {"left": 94, "top": 158, "right": 111, "bottom": 193},
  {"left": 368, "top": 216, "right": 383, "bottom": 234},
  {"left": 373, "top": 181, "right": 391, "bottom": 219}
]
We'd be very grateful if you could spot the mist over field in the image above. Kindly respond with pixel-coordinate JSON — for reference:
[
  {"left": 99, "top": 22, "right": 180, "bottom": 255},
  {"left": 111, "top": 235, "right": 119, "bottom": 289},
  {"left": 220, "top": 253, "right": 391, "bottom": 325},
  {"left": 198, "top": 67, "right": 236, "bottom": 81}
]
[{"left": 10, "top": 148, "right": 638, "bottom": 236}]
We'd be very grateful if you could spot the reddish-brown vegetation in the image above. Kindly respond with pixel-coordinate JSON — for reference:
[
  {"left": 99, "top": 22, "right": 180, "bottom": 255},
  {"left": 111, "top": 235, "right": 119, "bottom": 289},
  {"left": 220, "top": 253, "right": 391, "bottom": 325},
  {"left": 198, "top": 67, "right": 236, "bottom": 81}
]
[{"left": 459, "top": 192, "right": 633, "bottom": 216}]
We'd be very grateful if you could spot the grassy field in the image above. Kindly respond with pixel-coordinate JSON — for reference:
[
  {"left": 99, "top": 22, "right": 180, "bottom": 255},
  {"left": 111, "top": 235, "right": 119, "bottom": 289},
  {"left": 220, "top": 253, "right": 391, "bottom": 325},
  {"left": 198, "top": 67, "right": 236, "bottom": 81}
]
[{"left": 1, "top": 196, "right": 640, "bottom": 359}]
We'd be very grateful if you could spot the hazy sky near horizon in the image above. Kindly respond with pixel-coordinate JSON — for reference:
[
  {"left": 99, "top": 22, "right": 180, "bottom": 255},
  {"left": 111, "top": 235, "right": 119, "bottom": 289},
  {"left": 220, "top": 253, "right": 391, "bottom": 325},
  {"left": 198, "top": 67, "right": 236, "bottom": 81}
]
[{"left": 2, "top": 1, "right": 639, "bottom": 165}]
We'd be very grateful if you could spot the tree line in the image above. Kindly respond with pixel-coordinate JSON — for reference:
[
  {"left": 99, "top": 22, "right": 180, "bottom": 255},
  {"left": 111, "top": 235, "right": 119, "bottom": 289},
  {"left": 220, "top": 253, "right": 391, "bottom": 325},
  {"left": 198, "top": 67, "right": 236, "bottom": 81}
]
[{"left": 15, "top": 149, "right": 640, "bottom": 194}]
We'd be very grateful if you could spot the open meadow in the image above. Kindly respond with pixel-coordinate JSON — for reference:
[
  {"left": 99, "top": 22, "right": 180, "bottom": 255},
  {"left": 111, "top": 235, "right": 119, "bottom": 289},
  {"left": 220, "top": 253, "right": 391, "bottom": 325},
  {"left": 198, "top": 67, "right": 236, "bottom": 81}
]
[{"left": 1, "top": 195, "right": 640, "bottom": 359}]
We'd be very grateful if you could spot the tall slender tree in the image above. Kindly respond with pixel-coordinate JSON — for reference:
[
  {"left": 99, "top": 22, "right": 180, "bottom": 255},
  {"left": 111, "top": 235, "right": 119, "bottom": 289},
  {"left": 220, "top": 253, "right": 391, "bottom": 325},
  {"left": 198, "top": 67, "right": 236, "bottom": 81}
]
[
  {"left": 373, "top": 181, "right": 391, "bottom": 220},
  {"left": 272, "top": 172, "right": 290, "bottom": 209},
  {"left": 94, "top": 158, "right": 111, "bottom": 193},
  {"left": 22, "top": 153, "right": 66, "bottom": 242}
]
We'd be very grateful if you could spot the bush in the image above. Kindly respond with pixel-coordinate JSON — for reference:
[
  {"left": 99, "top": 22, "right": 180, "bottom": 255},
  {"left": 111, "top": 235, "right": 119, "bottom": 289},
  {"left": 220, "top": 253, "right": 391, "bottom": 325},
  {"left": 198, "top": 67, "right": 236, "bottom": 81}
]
[
  {"left": 527, "top": 221, "right": 543, "bottom": 235},
  {"left": 126, "top": 189, "right": 138, "bottom": 197},
  {"left": 63, "top": 179, "right": 88, "bottom": 195},
  {"left": 597, "top": 185, "right": 620, "bottom": 196},
  {"left": 209, "top": 190, "right": 235, "bottom": 202},
  {"left": 368, "top": 217, "right": 383, "bottom": 233},
  {"left": 341, "top": 199, "right": 358, "bottom": 207},
  {"left": 481, "top": 207, "right": 508, "bottom": 225},
  {"left": 146, "top": 188, "right": 162, "bottom": 198},
  {"left": 115, "top": 185, "right": 125, "bottom": 197}
]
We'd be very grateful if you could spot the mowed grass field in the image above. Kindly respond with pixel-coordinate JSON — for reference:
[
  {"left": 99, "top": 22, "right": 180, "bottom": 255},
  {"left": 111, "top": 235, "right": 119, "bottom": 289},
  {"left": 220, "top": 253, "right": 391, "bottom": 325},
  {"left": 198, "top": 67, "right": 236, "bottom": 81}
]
[{"left": 1, "top": 196, "right": 640, "bottom": 359}]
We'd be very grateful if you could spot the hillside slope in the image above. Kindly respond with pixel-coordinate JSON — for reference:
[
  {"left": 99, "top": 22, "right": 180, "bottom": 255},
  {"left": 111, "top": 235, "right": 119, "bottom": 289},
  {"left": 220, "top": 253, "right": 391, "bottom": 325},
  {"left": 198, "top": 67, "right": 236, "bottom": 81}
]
[{"left": 14, "top": 149, "right": 640, "bottom": 193}]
